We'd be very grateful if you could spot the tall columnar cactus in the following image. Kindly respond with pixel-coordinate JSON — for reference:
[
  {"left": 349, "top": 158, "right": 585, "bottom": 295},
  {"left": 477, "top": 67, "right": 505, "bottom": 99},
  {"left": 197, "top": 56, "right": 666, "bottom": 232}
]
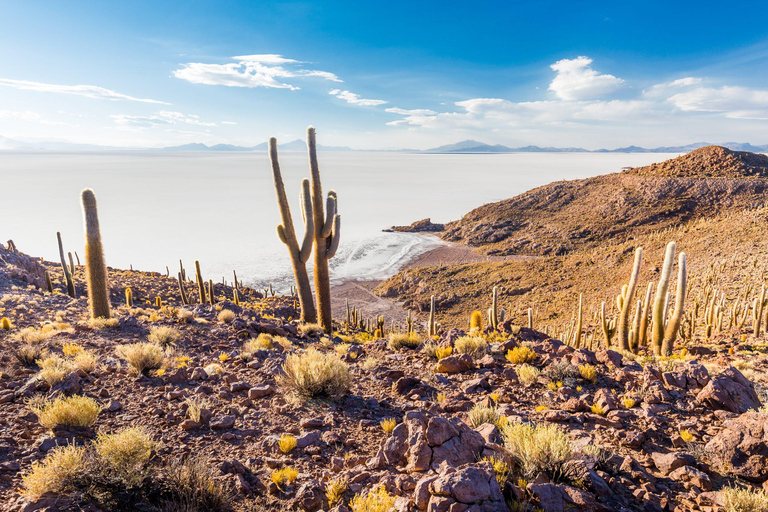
[
  {"left": 487, "top": 286, "right": 505, "bottom": 331},
  {"left": 573, "top": 293, "right": 583, "bottom": 348},
  {"left": 81, "top": 189, "right": 110, "bottom": 319},
  {"left": 177, "top": 272, "right": 189, "bottom": 305},
  {"left": 753, "top": 286, "right": 767, "bottom": 337},
  {"left": 600, "top": 301, "right": 616, "bottom": 348},
  {"left": 307, "top": 127, "right": 341, "bottom": 333},
  {"left": 638, "top": 282, "right": 654, "bottom": 347},
  {"left": 57, "top": 232, "right": 76, "bottom": 298},
  {"left": 428, "top": 295, "right": 437, "bottom": 337},
  {"left": 618, "top": 247, "right": 643, "bottom": 352},
  {"left": 652, "top": 242, "right": 676, "bottom": 355},
  {"left": 44, "top": 271, "right": 53, "bottom": 293},
  {"left": 269, "top": 138, "right": 317, "bottom": 324},
  {"left": 661, "top": 252, "right": 687, "bottom": 355},
  {"left": 194, "top": 260, "right": 206, "bottom": 304}
]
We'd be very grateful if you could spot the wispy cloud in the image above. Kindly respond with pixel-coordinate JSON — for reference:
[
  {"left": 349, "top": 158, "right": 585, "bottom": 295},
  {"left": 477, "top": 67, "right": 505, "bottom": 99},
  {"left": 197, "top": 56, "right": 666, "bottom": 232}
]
[
  {"left": 329, "top": 89, "right": 387, "bottom": 106},
  {"left": 112, "top": 111, "right": 216, "bottom": 129},
  {"left": 0, "top": 110, "right": 40, "bottom": 119},
  {"left": 548, "top": 56, "right": 624, "bottom": 100},
  {"left": 0, "top": 78, "right": 169, "bottom": 104},
  {"left": 174, "top": 54, "right": 341, "bottom": 90}
]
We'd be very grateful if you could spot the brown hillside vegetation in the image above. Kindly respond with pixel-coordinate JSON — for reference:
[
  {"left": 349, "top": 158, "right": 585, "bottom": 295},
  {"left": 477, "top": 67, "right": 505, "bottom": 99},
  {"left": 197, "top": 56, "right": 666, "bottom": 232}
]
[{"left": 442, "top": 146, "right": 768, "bottom": 257}]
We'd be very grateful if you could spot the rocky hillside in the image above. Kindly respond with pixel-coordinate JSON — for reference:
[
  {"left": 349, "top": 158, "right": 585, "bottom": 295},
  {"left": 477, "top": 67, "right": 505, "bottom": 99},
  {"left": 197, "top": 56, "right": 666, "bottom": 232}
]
[{"left": 442, "top": 146, "right": 768, "bottom": 257}]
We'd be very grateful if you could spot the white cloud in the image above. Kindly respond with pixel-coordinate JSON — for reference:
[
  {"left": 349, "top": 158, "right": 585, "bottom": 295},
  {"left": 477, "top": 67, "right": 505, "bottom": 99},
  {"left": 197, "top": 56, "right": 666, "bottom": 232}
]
[
  {"left": 0, "top": 110, "right": 40, "bottom": 119},
  {"left": 548, "top": 56, "right": 624, "bottom": 100},
  {"left": 386, "top": 107, "right": 437, "bottom": 116},
  {"left": 0, "top": 78, "right": 169, "bottom": 104},
  {"left": 329, "top": 89, "right": 387, "bottom": 106},
  {"left": 112, "top": 111, "right": 216, "bottom": 129},
  {"left": 174, "top": 54, "right": 342, "bottom": 90},
  {"left": 221, "top": 121, "right": 238, "bottom": 125}
]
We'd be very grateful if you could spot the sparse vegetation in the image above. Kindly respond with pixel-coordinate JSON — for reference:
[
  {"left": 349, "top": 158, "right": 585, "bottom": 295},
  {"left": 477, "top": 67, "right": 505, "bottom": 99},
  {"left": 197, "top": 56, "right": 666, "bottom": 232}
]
[
  {"left": 279, "top": 434, "right": 297, "bottom": 454},
  {"left": 380, "top": 417, "right": 397, "bottom": 434},
  {"left": 94, "top": 427, "right": 156, "bottom": 485},
  {"left": 502, "top": 422, "right": 572, "bottom": 480},
  {"left": 31, "top": 394, "right": 101, "bottom": 428},
  {"left": 517, "top": 364, "right": 540, "bottom": 386},
  {"left": 350, "top": 486, "right": 396, "bottom": 512},
  {"left": 21, "top": 445, "right": 87, "bottom": 499},
  {"left": 271, "top": 466, "right": 299, "bottom": 488},
  {"left": 721, "top": 485, "right": 768, "bottom": 512},
  {"left": 388, "top": 331, "right": 421, "bottom": 350},
  {"left": 116, "top": 342, "right": 166, "bottom": 374},
  {"left": 13, "top": 344, "right": 44, "bottom": 367},
  {"left": 578, "top": 363, "right": 598, "bottom": 383},
  {"left": 506, "top": 346, "right": 536, "bottom": 364},
  {"left": 454, "top": 335, "right": 487, "bottom": 358},
  {"left": 147, "top": 326, "right": 180, "bottom": 346},
  {"left": 467, "top": 403, "right": 503, "bottom": 428},
  {"left": 217, "top": 309, "right": 235, "bottom": 323},
  {"left": 279, "top": 348, "right": 350, "bottom": 399}
]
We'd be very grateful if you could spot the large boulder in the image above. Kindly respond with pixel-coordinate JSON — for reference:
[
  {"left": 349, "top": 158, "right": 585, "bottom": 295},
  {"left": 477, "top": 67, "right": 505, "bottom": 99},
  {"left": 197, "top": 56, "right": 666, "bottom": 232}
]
[
  {"left": 414, "top": 462, "right": 507, "bottom": 511},
  {"left": 704, "top": 412, "right": 768, "bottom": 482},
  {"left": 696, "top": 367, "right": 761, "bottom": 414},
  {"left": 528, "top": 482, "right": 612, "bottom": 512},
  {"left": 376, "top": 412, "right": 485, "bottom": 472}
]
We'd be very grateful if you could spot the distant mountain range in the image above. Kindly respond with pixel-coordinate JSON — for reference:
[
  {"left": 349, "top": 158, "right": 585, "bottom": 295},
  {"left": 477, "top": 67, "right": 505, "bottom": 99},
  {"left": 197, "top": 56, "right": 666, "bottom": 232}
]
[{"left": 1, "top": 134, "right": 767, "bottom": 154}]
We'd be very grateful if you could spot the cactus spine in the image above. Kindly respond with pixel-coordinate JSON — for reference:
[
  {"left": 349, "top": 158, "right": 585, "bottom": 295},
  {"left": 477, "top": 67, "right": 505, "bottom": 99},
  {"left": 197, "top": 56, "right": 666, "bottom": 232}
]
[
  {"left": 652, "top": 242, "right": 676, "bottom": 355},
  {"left": 428, "top": 295, "right": 437, "bottom": 337},
  {"left": 57, "top": 232, "right": 76, "bottom": 298},
  {"left": 618, "top": 247, "right": 643, "bottom": 352},
  {"left": 307, "top": 127, "right": 341, "bottom": 333},
  {"left": 270, "top": 138, "right": 317, "bottom": 324},
  {"left": 661, "top": 253, "right": 687, "bottom": 355},
  {"left": 81, "top": 189, "right": 110, "bottom": 319}
]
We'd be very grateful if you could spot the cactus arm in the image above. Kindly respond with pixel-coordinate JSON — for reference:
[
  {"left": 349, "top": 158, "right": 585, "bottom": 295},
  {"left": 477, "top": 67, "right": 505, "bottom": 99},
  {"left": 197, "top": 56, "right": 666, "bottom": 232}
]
[
  {"left": 299, "top": 179, "right": 314, "bottom": 263},
  {"left": 662, "top": 252, "right": 687, "bottom": 355},
  {"left": 277, "top": 224, "right": 288, "bottom": 244},
  {"left": 57, "top": 232, "right": 76, "bottom": 298},
  {"left": 325, "top": 215, "right": 341, "bottom": 259},
  {"left": 638, "top": 282, "right": 653, "bottom": 347},
  {"left": 651, "top": 242, "right": 676, "bottom": 355},
  {"left": 321, "top": 193, "right": 336, "bottom": 239}
]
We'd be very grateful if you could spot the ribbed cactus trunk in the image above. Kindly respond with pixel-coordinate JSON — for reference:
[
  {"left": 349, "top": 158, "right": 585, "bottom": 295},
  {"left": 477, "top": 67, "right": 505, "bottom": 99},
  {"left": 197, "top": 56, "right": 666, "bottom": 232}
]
[
  {"left": 269, "top": 138, "right": 317, "bottom": 324},
  {"left": 652, "top": 242, "right": 676, "bottom": 355},
  {"left": 57, "top": 232, "right": 76, "bottom": 298},
  {"left": 661, "top": 252, "right": 687, "bottom": 355},
  {"left": 307, "top": 127, "right": 341, "bottom": 333},
  {"left": 572, "top": 293, "right": 583, "bottom": 348},
  {"left": 618, "top": 247, "right": 643, "bottom": 352},
  {"left": 638, "top": 282, "right": 653, "bottom": 347},
  {"left": 81, "top": 189, "right": 110, "bottom": 319}
]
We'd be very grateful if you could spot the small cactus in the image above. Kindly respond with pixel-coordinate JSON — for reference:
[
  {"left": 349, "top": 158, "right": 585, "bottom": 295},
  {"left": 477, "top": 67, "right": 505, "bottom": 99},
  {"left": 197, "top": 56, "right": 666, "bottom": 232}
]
[
  {"left": 125, "top": 287, "right": 133, "bottom": 307},
  {"left": 177, "top": 273, "right": 189, "bottom": 305},
  {"left": 1, "top": 317, "right": 11, "bottom": 331},
  {"left": 428, "top": 295, "right": 437, "bottom": 337},
  {"left": 56, "top": 232, "right": 76, "bottom": 298},
  {"left": 81, "top": 189, "right": 110, "bottom": 319},
  {"left": 194, "top": 260, "right": 206, "bottom": 305}
]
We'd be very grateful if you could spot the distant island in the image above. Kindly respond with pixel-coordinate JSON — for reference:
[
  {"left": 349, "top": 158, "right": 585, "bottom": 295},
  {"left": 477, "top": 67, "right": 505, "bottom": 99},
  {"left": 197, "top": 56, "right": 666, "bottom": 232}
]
[{"left": 2, "top": 134, "right": 768, "bottom": 154}]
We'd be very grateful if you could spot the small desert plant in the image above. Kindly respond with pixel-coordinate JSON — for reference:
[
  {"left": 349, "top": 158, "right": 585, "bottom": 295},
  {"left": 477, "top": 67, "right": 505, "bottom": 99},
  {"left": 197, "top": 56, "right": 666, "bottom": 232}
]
[
  {"left": 21, "top": 445, "right": 87, "bottom": 499},
  {"left": 679, "top": 429, "right": 695, "bottom": 443},
  {"left": 506, "top": 346, "right": 536, "bottom": 364},
  {"left": 271, "top": 467, "right": 299, "bottom": 488},
  {"left": 244, "top": 333, "right": 273, "bottom": 354},
  {"left": 217, "top": 310, "right": 235, "bottom": 324},
  {"left": 502, "top": 422, "right": 572, "bottom": 480},
  {"left": 163, "top": 456, "right": 234, "bottom": 511},
  {"left": 482, "top": 456, "right": 510, "bottom": 488},
  {"left": 435, "top": 346, "right": 453, "bottom": 359},
  {"left": 116, "top": 342, "right": 165, "bottom": 374},
  {"left": 578, "top": 364, "right": 598, "bottom": 384},
  {"left": 37, "top": 354, "right": 75, "bottom": 386},
  {"left": 590, "top": 403, "right": 607, "bottom": 416},
  {"left": 178, "top": 309, "right": 194, "bottom": 323},
  {"left": 185, "top": 398, "right": 204, "bottom": 423},
  {"left": 279, "top": 434, "right": 297, "bottom": 454},
  {"left": 350, "top": 486, "right": 395, "bottom": 512},
  {"left": 622, "top": 397, "right": 636, "bottom": 408},
  {"left": 326, "top": 479, "right": 348, "bottom": 507},
  {"left": 454, "top": 335, "right": 488, "bottom": 359},
  {"left": 298, "top": 322, "right": 324, "bottom": 336},
  {"left": 14, "top": 344, "right": 44, "bottom": 367},
  {"left": 380, "top": 418, "right": 397, "bottom": 434},
  {"left": 467, "top": 403, "right": 503, "bottom": 428},
  {"left": 469, "top": 310, "right": 483, "bottom": 332},
  {"left": 14, "top": 327, "right": 56, "bottom": 344},
  {"left": 94, "top": 427, "right": 156, "bottom": 485},
  {"left": 147, "top": 326, "right": 180, "bottom": 347},
  {"left": 31, "top": 394, "right": 101, "bottom": 428},
  {"left": 388, "top": 331, "right": 421, "bottom": 350},
  {"left": 517, "top": 364, "right": 540, "bottom": 386},
  {"left": 88, "top": 317, "right": 119, "bottom": 330},
  {"left": 721, "top": 484, "right": 768, "bottom": 512},
  {"left": 62, "top": 343, "right": 84, "bottom": 356},
  {"left": 279, "top": 348, "right": 351, "bottom": 399},
  {"left": 0, "top": 317, "right": 11, "bottom": 331}
]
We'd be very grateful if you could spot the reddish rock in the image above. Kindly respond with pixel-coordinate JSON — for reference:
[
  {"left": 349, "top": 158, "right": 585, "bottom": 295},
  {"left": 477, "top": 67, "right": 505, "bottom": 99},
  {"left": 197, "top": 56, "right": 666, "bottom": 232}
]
[{"left": 696, "top": 366, "right": 761, "bottom": 414}]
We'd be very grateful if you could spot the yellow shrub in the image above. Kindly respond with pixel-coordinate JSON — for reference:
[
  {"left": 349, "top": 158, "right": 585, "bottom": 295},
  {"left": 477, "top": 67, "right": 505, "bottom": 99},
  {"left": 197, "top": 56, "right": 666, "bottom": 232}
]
[
  {"left": 147, "top": 326, "right": 180, "bottom": 346},
  {"left": 502, "top": 422, "right": 572, "bottom": 479},
  {"left": 279, "top": 434, "right": 297, "bottom": 454},
  {"left": 535, "top": 405, "right": 549, "bottom": 412},
  {"left": 217, "top": 310, "right": 235, "bottom": 323},
  {"left": 454, "top": 335, "right": 488, "bottom": 359},
  {"left": 506, "top": 346, "right": 536, "bottom": 365},
  {"left": 94, "top": 427, "right": 156, "bottom": 485},
  {"left": 467, "top": 404, "right": 503, "bottom": 428},
  {"left": 590, "top": 403, "right": 607, "bottom": 416},
  {"left": 517, "top": 364, "right": 540, "bottom": 387},
  {"left": 72, "top": 350, "right": 97, "bottom": 373},
  {"left": 271, "top": 467, "right": 299, "bottom": 488},
  {"left": 13, "top": 344, "right": 45, "bottom": 367},
  {"left": 37, "top": 355, "right": 75, "bottom": 386},
  {"left": 0, "top": 317, "right": 11, "bottom": 331},
  {"left": 489, "top": 392, "right": 500, "bottom": 402},
  {"left": 578, "top": 364, "right": 598, "bottom": 384},
  {"left": 245, "top": 333, "right": 274, "bottom": 352},
  {"left": 116, "top": 342, "right": 165, "bottom": 374},
  {"left": 721, "top": 485, "right": 768, "bottom": 512},
  {"left": 350, "top": 486, "right": 395, "bottom": 512},
  {"left": 88, "top": 317, "right": 119, "bottom": 330},
  {"left": 298, "top": 322, "right": 324, "bottom": 336},
  {"left": 62, "top": 343, "right": 84, "bottom": 356},
  {"left": 388, "top": 332, "right": 421, "bottom": 350},
  {"left": 21, "top": 445, "right": 87, "bottom": 498},
  {"left": 435, "top": 346, "right": 453, "bottom": 359},
  {"left": 679, "top": 429, "right": 694, "bottom": 443},
  {"left": 380, "top": 418, "right": 397, "bottom": 434},
  {"left": 482, "top": 456, "right": 510, "bottom": 488},
  {"left": 279, "top": 348, "right": 350, "bottom": 400},
  {"left": 326, "top": 479, "right": 348, "bottom": 507},
  {"left": 31, "top": 395, "right": 101, "bottom": 428},
  {"left": 15, "top": 327, "right": 56, "bottom": 344},
  {"left": 622, "top": 397, "right": 636, "bottom": 409},
  {"left": 436, "top": 392, "right": 446, "bottom": 404}
]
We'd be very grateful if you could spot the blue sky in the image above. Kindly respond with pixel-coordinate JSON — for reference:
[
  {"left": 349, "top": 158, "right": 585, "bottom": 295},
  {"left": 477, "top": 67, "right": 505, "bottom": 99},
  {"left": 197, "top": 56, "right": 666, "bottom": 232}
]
[{"left": 2, "top": 0, "right": 768, "bottom": 149}]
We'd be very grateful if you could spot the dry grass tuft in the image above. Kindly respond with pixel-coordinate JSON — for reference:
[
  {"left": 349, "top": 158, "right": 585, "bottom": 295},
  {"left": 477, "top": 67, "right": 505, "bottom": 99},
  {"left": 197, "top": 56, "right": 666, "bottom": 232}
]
[
  {"left": 298, "top": 322, "right": 324, "bottom": 336},
  {"left": 454, "top": 335, "right": 488, "bottom": 359},
  {"left": 31, "top": 394, "right": 101, "bottom": 428},
  {"left": 721, "top": 485, "right": 768, "bottom": 512},
  {"left": 37, "top": 354, "right": 75, "bottom": 386},
  {"left": 89, "top": 317, "right": 119, "bottom": 330},
  {"left": 94, "top": 427, "right": 156, "bottom": 485},
  {"left": 578, "top": 364, "right": 598, "bottom": 383},
  {"left": 467, "top": 404, "right": 503, "bottom": 429},
  {"left": 116, "top": 342, "right": 166, "bottom": 374},
  {"left": 279, "top": 434, "right": 297, "bottom": 454},
  {"left": 388, "top": 332, "right": 421, "bottom": 350},
  {"left": 21, "top": 444, "right": 87, "bottom": 499},
  {"left": 380, "top": 417, "right": 397, "bottom": 434},
  {"left": 217, "top": 310, "right": 235, "bottom": 324},
  {"left": 147, "top": 326, "right": 180, "bottom": 347},
  {"left": 279, "top": 348, "right": 350, "bottom": 400},
  {"left": 503, "top": 422, "right": 572, "bottom": 480},
  {"left": 271, "top": 467, "right": 299, "bottom": 488},
  {"left": 14, "top": 327, "right": 56, "bottom": 345},
  {"left": 506, "top": 346, "right": 537, "bottom": 364},
  {"left": 350, "top": 486, "right": 396, "bottom": 512},
  {"left": 14, "top": 344, "right": 45, "bottom": 367},
  {"left": 326, "top": 478, "right": 348, "bottom": 507},
  {"left": 517, "top": 364, "right": 540, "bottom": 387},
  {"left": 482, "top": 456, "right": 510, "bottom": 488},
  {"left": 163, "top": 456, "right": 234, "bottom": 511}
]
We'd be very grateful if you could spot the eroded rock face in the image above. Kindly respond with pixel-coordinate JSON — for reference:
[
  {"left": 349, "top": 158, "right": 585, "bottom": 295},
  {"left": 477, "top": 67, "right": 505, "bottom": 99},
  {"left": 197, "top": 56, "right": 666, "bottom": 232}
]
[
  {"left": 413, "top": 461, "right": 506, "bottom": 512},
  {"left": 377, "top": 412, "right": 485, "bottom": 473},
  {"left": 528, "top": 482, "right": 613, "bottom": 512},
  {"left": 696, "top": 366, "right": 761, "bottom": 414},
  {"left": 705, "top": 412, "right": 768, "bottom": 482}
]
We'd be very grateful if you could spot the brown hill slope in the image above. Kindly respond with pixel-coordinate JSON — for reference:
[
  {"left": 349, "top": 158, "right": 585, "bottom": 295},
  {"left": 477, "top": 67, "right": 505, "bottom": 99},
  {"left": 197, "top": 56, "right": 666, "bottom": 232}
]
[{"left": 442, "top": 146, "right": 768, "bottom": 256}]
